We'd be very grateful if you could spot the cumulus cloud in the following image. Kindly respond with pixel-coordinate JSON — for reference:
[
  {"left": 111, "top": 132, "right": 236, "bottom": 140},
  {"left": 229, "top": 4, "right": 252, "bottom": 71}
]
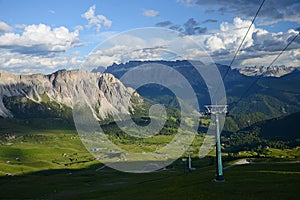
[
  {"left": 0, "top": 21, "right": 12, "bottom": 33},
  {"left": 178, "top": 0, "right": 300, "bottom": 25},
  {"left": 0, "top": 50, "right": 83, "bottom": 74},
  {"left": 81, "top": 5, "right": 112, "bottom": 32},
  {"left": 3, "top": 17, "right": 299, "bottom": 74},
  {"left": 0, "top": 24, "right": 82, "bottom": 55},
  {"left": 199, "top": 17, "right": 300, "bottom": 67},
  {"left": 83, "top": 26, "right": 229, "bottom": 69},
  {"left": 143, "top": 9, "right": 159, "bottom": 17},
  {"left": 84, "top": 45, "right": 170, "bottom": 68},
  {"left": 98, "top": 17, "right": 300, "bottom": 68},
  {"left": 204, "top": 17, "right": 255, "bottom": 53},
  {"left": 0, "top": 23, "right": 83, "bottom": 74}
]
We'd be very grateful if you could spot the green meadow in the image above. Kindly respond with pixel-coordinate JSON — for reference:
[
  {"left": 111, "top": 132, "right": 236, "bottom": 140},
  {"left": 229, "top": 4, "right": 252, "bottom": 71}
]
[{"left": 0, "top": 117, "right": 299, "bottom": 199}]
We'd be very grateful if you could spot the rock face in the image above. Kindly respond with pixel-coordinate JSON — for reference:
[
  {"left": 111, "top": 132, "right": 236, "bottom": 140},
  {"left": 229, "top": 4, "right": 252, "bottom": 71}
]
[
  {"left": 238, "top": 65, "right": 296, "bottom": 77},
  {"left": 0, "top": 69, "right": 140, "bottom": 119}
]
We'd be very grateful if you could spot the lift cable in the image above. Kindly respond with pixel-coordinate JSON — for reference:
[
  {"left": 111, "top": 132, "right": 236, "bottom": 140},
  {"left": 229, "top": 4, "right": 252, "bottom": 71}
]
[{"left": 211, "top": 0, "right": 266, "bottom": 102}]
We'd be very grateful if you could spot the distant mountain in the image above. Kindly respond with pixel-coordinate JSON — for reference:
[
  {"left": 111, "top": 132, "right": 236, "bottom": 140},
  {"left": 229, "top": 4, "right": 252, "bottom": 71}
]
[
  {"left": 104, "top": 60, "right": 300, "bottom": 119},
  {"left": 1, "top": 60, "right": 300, "bottom": 130},
  {"left": 0, "top": 69, "right": 141, "bottom": 119},
  {"left": 238, "top": 65, "right": 296, "bottom": 77}
]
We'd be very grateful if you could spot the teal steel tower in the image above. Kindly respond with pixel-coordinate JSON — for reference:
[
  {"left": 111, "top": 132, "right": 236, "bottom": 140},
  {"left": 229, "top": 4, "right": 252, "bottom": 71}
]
[{"left": 205, "top": 105, "right": 227, "bottom": 181}]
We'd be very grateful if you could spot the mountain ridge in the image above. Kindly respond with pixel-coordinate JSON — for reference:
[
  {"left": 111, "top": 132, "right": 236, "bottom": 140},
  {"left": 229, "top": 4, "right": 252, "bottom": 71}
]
[
  {"left": 237, "top": 65, "right": 297, "bottom": 77},
  {"left": 101, "top": 60, "right": 299, "bottom": 78},
  {"left": 1, "top": 60, "right": 300, "bottom": 124},
  {"left": 0, "top": 69, "right": 140, "bottom": 119},
  {"left": 103, "top": 60, "right": 300, "bottom": 131}
]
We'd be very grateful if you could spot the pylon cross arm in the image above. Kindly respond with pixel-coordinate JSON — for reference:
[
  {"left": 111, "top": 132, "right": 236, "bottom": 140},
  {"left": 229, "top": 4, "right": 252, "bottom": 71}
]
[{"left": 204, "top": 105, "right": 228, "bottom": 114}]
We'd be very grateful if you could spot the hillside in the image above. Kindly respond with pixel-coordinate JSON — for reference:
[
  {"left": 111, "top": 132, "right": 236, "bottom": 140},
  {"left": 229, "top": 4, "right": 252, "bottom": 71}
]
[
  {"left": 223, "top": 112, "right": 300, "bottom": 154},
  {"left": 244, "top": 112, "right": 300, "bottom": 141}
]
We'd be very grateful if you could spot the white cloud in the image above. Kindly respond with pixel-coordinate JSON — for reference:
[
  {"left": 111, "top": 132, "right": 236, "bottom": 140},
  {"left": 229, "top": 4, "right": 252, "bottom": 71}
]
[
  {"left": 83, "top": 29, "right": 212, "bottom": 69},
  {"left": 84, "top": 19, "right": 300, "bottom": 68},
  {"left": 198, "top": 17, "right": 300, "bottom": 67},
  {"left": 83, "top": 29, "right": 184, "bottom": 69},
  {"left": 81, "top": 5, "right": 112, "bottom": 32},
  {"left": 143, "top": 9, "right": 159, "bottom": 17},
  {"left": 84, "top": 45, "right": 167, "bottom": 69},
  {"left": 0, "top": 50, "right": 83, "bottom": 74},
  {"left": 0, "top": 23, "right": 83, "bottom": 74},
  {"left": 1, "top": 17, "right": 299, "bottom": 74},
  {"left": 205, "top": 17, "right": 255, "bottom": 52},
  {"left": 205, "top": 36, "right": 225, "bottom": 51},
  {"left": 0, "top": 21, "right": 12, "bottom": 33},
  {"left": 0, "top": 24, "right": 82, "bottom": 55}
]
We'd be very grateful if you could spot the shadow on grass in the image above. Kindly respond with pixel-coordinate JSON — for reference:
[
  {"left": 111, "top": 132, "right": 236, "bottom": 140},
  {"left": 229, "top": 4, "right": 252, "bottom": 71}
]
[{"left": 0, "top": 159, "right": 300, "bottom": 200}]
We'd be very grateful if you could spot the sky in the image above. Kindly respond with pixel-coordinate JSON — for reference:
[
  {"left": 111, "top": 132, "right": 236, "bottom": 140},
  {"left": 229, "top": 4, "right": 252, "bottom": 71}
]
[{"left": 0, "top": 0, "right": 299, "bottom": 74}]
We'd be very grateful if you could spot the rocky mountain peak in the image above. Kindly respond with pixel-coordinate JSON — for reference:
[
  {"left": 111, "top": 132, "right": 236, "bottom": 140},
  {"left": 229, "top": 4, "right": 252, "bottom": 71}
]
[
  {"left": 0, "top": 69, "right": 141, "bottom": 119},
  {"left": 238, "top": 65, "right": 296, "bottom": 77}
]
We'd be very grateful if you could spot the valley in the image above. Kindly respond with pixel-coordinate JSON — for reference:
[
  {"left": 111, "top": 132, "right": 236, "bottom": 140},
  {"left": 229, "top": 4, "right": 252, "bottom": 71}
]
[{"left": 0, "top": 61, "right": 299, "bottom": 199}]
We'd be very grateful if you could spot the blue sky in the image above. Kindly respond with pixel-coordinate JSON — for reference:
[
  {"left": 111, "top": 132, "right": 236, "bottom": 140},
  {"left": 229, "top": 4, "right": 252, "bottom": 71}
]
[{"left": 0, "top": 0, "right": 299, "bottom": 74}]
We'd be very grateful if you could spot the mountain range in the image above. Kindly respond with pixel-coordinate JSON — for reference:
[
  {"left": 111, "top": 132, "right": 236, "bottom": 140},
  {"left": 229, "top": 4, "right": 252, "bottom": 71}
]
[
  {"left": 104, "top": 60, "right": 300, "bottom": 116},
  {"left": 237, "top": 65, "right": 298, "bottom": 77},
  {"left": 1, "top": 60, "right": 300, "bottom": 132}
]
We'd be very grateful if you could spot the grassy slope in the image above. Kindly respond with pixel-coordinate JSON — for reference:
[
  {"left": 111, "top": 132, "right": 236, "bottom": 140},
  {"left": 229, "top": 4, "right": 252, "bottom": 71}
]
[
  {"left": 0, "top": 118, "right": 299, "bottom": 199},
  {"left": 221, "top": 112, "right": 300, "bottom": 155},
  {"left": 0, "top": 117, "right": 205, "bottom": 175},
  {"left": 0, "top": 162, "right": 299, "bottom": 199},
  {"left": 252, "top": 112, "right": 300, "bottom": 140},
  {"left": 0, "top": 118, "right": 95, "bottom": 175}
]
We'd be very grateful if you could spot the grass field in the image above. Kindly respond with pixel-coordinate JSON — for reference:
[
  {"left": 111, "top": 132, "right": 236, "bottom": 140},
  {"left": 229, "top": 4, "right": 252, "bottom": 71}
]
[
  {"left": 0, "top": 118, "right": 299, "bottom": 199},
  {"left": 0, "top": 162, "right": 299, "bottom": 199},
  {"left": 0, "top": 118, "right": 95, "bottom": 175}
]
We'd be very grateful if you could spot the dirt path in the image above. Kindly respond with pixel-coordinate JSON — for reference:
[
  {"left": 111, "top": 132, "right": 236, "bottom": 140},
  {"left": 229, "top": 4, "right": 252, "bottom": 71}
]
[
  {"left": 224, "top": 159, "right": 300, "bottom": 170},
  {"left": 223, "top": 159, "right": 250, "bottom": 170}
]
